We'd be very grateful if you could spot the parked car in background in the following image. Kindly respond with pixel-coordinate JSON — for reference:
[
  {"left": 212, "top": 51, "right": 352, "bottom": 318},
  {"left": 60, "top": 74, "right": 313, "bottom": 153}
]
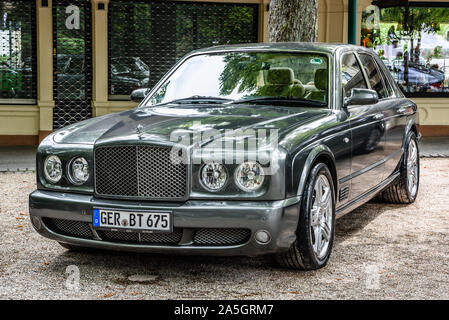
[
  {"left": 55, "top": 54, "right": 150, "bottom": 99},
  {"left": 30, "top": 43, "right": 420, "bottom": 270},
  {"left": 387, "top": 59, "right": 445, "bottom": 92},
  {"left": 110, "top": 57, "right": 150, "bottom": 96}
]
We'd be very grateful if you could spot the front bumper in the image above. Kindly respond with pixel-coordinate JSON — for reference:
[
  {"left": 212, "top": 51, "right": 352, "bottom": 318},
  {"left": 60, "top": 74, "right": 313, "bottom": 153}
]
[{"left": 29, "top": 190, "right": 301, "bottom": 257}]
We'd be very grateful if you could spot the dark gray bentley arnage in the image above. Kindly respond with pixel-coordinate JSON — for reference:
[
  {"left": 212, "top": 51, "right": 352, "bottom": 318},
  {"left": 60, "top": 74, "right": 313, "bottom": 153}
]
[{"left": 29, "top": 43, "right": 420, "bottom": 270}]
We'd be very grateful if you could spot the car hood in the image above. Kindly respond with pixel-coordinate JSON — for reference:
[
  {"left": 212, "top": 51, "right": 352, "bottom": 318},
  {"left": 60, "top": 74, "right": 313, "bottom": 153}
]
[{"left": 52, "top": 103, "right": 333, "bottom": 150}]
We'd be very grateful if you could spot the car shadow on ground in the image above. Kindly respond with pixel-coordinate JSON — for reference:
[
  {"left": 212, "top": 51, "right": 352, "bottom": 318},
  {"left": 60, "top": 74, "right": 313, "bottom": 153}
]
[
  {"left": 44, "top": 201, "right": 400, "bottom": 277},
  {"left": 334, "top": 200, "right": 398, "bottom": 244}
]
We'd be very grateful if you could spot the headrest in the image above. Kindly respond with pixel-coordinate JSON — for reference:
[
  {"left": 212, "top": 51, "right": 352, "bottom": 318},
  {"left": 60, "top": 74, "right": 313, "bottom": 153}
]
[
  {"left": 267, "top": 67, "right": 294, "bottom": 85},
  {"left": 314, "top": 69, "right": 328, "bottom": 90}
]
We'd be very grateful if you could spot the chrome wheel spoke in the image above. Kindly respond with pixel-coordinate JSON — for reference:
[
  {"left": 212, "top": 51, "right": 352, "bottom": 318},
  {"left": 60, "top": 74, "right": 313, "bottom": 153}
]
[
  {"left": 321, "top": 222, "right": 331, "bottom": 242},
  {"left": 311, "top": 206, "right": 319, "bottom": 226},
  {"left": 315, "top": 178, "right": 323, "bottom": 206},
  {"left": 314, "top": 226, "right": 321, "bottom": 253},
  {"left": 321, "top": 186, "right": 330, "bottom": 206}
]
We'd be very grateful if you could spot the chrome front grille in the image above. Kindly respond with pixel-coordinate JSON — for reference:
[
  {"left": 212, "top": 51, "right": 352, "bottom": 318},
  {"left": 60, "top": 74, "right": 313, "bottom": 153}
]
[{"left": 94, "top": 145, "right": 188, "bottom": 200}]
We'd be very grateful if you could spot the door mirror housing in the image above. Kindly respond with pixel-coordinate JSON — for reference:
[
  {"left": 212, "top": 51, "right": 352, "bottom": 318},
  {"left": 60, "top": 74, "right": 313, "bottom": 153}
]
[
  {"left": 130, "top": 88, "right": 149, "bottom": 103},
  {"left": 343, "top": 88, "right": 378, "bottom": 108}
]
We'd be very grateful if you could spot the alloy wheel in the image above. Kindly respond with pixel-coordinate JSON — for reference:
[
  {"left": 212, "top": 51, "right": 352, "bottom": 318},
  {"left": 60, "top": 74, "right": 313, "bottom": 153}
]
[{"left": 310, "top": 174, "right": 333, "bottom": 260}]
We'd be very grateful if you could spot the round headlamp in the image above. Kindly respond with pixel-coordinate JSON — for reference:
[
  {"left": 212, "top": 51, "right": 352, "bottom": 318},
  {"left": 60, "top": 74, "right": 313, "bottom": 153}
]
[
  {"left": 43, "top": 155, "right": 63, "bottom": 184},
  {"left": 200, "top": 162, "right": 228, "bottom": 191},
  {"left": 69, "top": 157, "right": 89, "bottom": 185},
  {"left": 235, "top": 161, "right": 265, "bottom": 192}
]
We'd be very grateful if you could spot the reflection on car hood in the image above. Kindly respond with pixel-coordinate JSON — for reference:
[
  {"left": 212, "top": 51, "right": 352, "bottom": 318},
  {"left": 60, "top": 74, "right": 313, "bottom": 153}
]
[{"left": 52, "top": 103, "right": 334, "bottom": 150}]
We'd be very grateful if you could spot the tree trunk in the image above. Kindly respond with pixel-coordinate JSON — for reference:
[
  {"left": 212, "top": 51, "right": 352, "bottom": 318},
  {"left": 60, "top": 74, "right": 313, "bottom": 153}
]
[{"left": 268, "top": 0, "right": 318, "bottom": 42}]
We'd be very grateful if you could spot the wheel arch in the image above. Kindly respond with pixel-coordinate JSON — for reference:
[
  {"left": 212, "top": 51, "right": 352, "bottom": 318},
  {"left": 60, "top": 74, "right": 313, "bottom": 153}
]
[
  {"left": 294, "top": 144, "right": 338, "bottom": 197},
  {"left": 403, "top": 118, "right": 420, "bottom": 150}
]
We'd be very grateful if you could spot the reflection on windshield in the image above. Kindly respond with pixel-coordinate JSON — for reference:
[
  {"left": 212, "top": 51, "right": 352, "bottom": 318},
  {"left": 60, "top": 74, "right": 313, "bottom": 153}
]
[{"left": 145, "top": 52, "right": 329, "bottom": 106}]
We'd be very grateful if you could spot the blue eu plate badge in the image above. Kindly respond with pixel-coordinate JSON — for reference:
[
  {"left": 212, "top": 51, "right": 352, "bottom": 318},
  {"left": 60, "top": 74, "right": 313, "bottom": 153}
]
[{"left": 93, "top": 209, "right": 100, "bottom": 227}]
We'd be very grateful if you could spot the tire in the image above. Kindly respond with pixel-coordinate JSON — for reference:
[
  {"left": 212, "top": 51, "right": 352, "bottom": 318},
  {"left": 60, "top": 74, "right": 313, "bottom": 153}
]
[
  {"left": 276, "top": 162, "right": 336, "bottom": 270},
  {"left": 378, "top": 131, "right": 419, "bottom": 204}
]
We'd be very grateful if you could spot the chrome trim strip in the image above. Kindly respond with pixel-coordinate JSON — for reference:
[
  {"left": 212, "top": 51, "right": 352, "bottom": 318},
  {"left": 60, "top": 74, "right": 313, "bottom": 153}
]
[{"left": 339, "top": 149, "right": 402, "bottom": 184}]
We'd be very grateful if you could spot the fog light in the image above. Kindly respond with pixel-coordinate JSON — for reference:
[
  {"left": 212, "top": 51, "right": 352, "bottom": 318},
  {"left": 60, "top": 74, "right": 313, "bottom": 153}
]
[
  {"left": 255, "top": 230, "right": 271, "bottom": 244},
  {"left": 31, "top": 216, "right": 42, "bottom": 231}
]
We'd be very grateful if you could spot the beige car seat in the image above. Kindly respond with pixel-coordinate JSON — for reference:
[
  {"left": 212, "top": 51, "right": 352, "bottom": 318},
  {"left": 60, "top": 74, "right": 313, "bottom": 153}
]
[
  {"left": 257, "top": 67, "right": 305, "bottom": 98},
  {"left": 307, "top": 69, "right": 328, "bottom": 102}
]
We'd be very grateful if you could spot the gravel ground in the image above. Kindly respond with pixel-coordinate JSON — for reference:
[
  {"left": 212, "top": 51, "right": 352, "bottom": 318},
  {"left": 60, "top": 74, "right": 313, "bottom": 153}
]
[{"left": 0, "top": 158, "right": 448, "bottom": 300}]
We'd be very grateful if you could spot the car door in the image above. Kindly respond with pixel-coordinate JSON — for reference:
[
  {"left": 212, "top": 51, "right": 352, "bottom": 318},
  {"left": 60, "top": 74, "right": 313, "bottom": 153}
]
[
  {"left": 341, "top": 52, "right": 385, "bottom": 201},
  {"left": 365, "top": 54, "right": 413, "bottom": 180}
]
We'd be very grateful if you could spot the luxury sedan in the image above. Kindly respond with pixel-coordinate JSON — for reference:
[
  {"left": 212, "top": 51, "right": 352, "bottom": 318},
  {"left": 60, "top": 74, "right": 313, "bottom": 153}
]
[{"left": 29, "top": 43, "right": 420, "bottom": 270}]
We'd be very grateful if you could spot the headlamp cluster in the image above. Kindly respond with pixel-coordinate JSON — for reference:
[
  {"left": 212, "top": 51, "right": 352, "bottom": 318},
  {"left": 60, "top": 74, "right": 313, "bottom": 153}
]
[
  {"left": 200, "top": 161, "right": 265, "bottom": 193},
  {"left": 43, "top": 155, "right": 89, "bottom": 185}
]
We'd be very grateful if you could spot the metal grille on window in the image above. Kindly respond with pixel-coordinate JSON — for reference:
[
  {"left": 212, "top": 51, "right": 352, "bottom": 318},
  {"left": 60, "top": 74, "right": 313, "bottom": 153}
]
[
  {"left": 53, "top": 0, "right": 92, "bottom": 129},
  {"left": 0, "top": 1, "right": 37, "bottom": 103},
  {"left": 108, "top": 0, "right": 259, "bottom": 99}
]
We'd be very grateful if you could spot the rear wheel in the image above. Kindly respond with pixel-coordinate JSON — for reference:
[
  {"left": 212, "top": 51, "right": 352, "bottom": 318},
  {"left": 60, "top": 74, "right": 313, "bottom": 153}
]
[
  {"left": 378, "top": 132, "right": 419, "bottom": 204},
  {"left": 276, "top": 162, "right": 335, "bottom": 270}
]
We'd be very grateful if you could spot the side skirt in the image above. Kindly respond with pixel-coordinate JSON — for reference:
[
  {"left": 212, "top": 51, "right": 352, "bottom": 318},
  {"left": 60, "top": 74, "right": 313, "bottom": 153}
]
[{"left": 335, "top": 172, "right": 400, "bottom": 219}]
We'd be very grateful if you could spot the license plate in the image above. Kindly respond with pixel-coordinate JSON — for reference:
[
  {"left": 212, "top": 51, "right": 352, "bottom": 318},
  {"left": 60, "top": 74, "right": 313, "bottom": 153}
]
[{"left": 92, "top": 209, "right": 172, "bottom": 232}]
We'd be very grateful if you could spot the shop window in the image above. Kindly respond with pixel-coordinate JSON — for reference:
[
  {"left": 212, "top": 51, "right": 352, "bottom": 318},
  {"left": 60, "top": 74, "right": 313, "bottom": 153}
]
[
  {"left": 0, "top": 1, "right": 36, "bottom": 103},
  {"left": 361, "top": 3, "right": 449, "bottom": 97},
  {"left": 108, "top": 0, "right": 259, "bottom": 100}
]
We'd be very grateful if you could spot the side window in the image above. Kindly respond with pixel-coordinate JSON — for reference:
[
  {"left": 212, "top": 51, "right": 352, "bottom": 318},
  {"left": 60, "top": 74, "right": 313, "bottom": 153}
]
[
  {"left": 341, "top": 53, "right": 367, "bottom": 97},
  {"left": 358, "top": 53, "right": 388, "bottom": 99},
  {"left": 377, "top": 62, "right": 395, "bottom": 98}
]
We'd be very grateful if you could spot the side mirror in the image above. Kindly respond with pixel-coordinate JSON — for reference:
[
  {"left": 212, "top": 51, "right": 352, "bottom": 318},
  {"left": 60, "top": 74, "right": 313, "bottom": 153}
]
[
  {"left": 343, "top": 88, "right": 378, "bottom": 108},
  {"left": 130, "top": 88, "right": 149, "bottom": 103}
]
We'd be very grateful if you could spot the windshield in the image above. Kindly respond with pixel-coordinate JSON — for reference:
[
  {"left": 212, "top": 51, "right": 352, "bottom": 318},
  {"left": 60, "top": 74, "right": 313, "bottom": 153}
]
[{"left": 145, "top": 51, "right": 329, "bottom": 106}]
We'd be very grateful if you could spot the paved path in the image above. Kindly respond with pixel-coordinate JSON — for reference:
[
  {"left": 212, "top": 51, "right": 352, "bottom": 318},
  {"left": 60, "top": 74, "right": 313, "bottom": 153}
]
[{"left": 0, "top": 146, "right": 36, "bottom": 172}]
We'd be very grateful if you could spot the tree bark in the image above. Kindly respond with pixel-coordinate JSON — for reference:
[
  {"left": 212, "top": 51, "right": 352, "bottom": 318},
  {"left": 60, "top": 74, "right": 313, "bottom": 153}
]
[{"left": 268, "top": 0, "right": 318, "bottom": 42}]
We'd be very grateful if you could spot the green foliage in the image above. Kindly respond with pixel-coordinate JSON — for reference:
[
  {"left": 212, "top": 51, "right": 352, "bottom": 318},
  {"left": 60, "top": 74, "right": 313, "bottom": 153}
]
[
  {"left": 219, "top": 53, "right": 267, "bottom": 95},
  {"left": 433, "top": 45, "right": 442, "bottom": 58},
  {"left": 57, "top": 38, "right": 85, "bottom": 54}
]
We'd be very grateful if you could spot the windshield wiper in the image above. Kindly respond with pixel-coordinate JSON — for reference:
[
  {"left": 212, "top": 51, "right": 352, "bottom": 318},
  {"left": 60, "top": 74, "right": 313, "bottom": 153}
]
[
  {"left": 162, "top": 95, "right": 233, "bottom": 105},
  {"left": 231, "top": 96, "right": 326, "bottom": 107}
]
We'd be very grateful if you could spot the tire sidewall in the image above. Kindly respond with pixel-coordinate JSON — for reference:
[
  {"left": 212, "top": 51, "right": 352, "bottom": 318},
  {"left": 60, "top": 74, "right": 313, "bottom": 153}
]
[{"left": 297, "top": 162, "right": 336, "bottom": 268}]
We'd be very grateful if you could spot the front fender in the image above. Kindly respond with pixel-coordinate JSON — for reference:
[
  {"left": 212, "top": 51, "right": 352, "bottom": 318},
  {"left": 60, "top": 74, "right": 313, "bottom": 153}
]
[{"left": 290, "top": 144, "right": 337, "bottom": 197}]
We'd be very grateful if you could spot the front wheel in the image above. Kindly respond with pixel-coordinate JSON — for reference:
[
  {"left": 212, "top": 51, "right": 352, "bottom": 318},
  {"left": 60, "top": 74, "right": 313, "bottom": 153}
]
[{"left": 276, "top": 162, "right": 335, "bottom": 270}]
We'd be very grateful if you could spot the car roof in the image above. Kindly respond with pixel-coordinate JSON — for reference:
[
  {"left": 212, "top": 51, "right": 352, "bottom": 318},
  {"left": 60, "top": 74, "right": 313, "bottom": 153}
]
[{"left": 188, "top": 42, "right": 374, "bottom": 56}]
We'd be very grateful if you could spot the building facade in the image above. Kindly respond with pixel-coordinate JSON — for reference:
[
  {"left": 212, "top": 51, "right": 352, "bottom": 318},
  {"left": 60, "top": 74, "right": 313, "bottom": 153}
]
[{"left": 0, "top": 0, "right": 448, "bottom": 145}]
